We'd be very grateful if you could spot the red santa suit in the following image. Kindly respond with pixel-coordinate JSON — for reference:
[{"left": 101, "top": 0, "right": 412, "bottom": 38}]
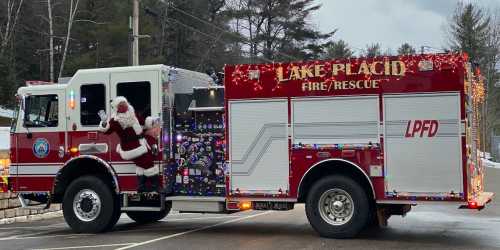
[{"left": 99, "top": 97, "right": 157, "bottom": 177}]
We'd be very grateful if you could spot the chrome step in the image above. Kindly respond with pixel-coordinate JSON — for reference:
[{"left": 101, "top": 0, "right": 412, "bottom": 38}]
[
  {"left": 18, "top": 194, "right": 51, "bottom": 210},
  {"left": 121, "top": 193, "right": 166, "bottom": 212},
  {"left": 167, "top": 196, "right": 226, "bottom": 213}
]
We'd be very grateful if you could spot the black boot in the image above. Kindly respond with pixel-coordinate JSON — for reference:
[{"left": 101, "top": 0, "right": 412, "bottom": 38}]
[
  {"left": 149, "top": 175, "right": 160, "bottom": 193},
  {"left": 137, "top": 175, "right": 147, "bottom": 193}
]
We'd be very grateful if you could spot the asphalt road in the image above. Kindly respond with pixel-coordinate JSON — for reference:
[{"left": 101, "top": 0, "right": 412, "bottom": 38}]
[{"left": 1, "top": 168, "right": 499, "bottom": 250}]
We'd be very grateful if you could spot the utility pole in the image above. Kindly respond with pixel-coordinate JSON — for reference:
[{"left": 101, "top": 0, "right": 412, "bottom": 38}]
[{"left": 132, "top": 0, "right": 140, "bottom": 66}]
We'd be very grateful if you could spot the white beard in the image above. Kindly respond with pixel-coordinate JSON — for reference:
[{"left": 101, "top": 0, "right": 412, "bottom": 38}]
[{"left": 113, "top": 106, "right": 143, "bottom": 135}]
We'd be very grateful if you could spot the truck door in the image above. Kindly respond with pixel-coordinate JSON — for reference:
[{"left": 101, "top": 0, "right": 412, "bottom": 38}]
[
  {"left": 228, "top": 99, "right": 289, "bottom": 194},
  {"left": 383, "top": 92, "right": 463, "bottom": 196},
  {"left": 13, "top": 88, "right": 67, "bottom": 191},
  {"left": 109, "top": 71, "right": 160, "bottom": 190}
]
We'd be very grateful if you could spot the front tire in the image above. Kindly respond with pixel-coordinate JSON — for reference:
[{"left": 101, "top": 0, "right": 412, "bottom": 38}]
[
  {"left": 305, "top": 175, "right": 370, "bottom": 238},
  {"left": 126, "top": 202, "right": 171, "bottom": 224},
  {"left": 62, "top": 175, "right": 118, "bottom": 233}
]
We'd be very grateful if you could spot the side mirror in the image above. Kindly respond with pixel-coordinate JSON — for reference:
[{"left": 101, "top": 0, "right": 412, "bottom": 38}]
[{"left": 18, "top": 95, "right": 26, "bottom": 112}]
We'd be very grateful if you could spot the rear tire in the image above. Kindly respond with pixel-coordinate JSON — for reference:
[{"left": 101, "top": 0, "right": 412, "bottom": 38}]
[
  {"left": 305, "top": 175, "right": 370, "bottom": 238},
  {"left": 62, "top": 175, "right": 118, "bottom": 233},
  {"left": 126, "top": 202, "right": 171, "bottom": 224}
]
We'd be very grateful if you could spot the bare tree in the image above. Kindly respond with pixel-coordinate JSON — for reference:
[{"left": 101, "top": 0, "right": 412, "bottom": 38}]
[
  {"left": 0, "top": 0, "right": 24, "bottom": 57},
  {"left": 58, "top": 0, "right": 80, "bottom": 79},
  {"left": 47, "top": 0, "right": 54, "bottom": 82}
]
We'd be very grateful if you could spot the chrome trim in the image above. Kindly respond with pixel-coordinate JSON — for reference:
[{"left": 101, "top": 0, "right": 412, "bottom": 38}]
[
  {"left": 297, "top": 158, "right": 376, "bottom": 198},
  {"left": 318, "top": 188, "right": 354, "bottom": 226},
  {"left": 376, "top": 200, "right": 464, "bottom": 205},
  {"left": 18, "top": 193, "right": 51, "bottom": 210},
  {"left": 78, "top": 143, "right": 109, "bottom": 154},
  {"left": 73, "top": 189, "right": 102, "bottom": 222}
]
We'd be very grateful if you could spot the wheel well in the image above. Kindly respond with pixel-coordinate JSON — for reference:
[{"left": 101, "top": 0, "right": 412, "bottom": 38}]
[
  {"left": 52, "top": 157, "right": 118, "bottom": 203},
  {"left": 297, "top": 160, "right": 375, "bottom": 203}
]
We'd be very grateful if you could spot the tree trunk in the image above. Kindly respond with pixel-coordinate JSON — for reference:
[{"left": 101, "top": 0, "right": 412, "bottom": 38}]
[
  {"left": 47, "top": 0, "right": 54, "bottom": 82},
  {"left": 58, "top": 0, "right": 80, "bottom": 79}
]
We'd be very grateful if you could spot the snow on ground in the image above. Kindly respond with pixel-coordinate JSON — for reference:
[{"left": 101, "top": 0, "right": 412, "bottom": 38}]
[
  {"left": 0, "top": 107, "right": 13, "bottom": 119},
  {"left": 0, "top": 127, "right": 9, "bottom": 150},
  {"left": 480, "top": 151, "right": 500, "bottom": 169},
  {"left": 483, "top": 158, "right": 500, "bottom": 169}
]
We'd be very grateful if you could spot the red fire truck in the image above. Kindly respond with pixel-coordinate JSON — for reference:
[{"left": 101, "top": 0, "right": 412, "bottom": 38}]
[{"left": 1, "top": 53, "right": 493, "bottom": 238}]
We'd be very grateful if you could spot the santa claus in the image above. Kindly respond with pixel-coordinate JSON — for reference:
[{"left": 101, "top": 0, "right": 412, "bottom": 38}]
[{"left": 99, "top": 96, "right": 159, "bottom": 192}]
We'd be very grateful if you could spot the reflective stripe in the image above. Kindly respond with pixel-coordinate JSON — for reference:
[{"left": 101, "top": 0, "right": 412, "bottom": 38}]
[
  {"left": 10, "top": 165, "right": 61, "bottom": 175},
  {"left": 10, "top": 163, "right": 158, "bottom": 175}
]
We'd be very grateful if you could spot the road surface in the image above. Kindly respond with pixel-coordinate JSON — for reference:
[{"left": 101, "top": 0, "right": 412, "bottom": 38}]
[{"left": 0, "top": 168, "right": 499, "bottom": 250}]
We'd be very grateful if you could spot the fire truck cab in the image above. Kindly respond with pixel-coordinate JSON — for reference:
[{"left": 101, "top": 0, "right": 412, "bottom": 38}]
[{"left": 4, "top": 54, "right": 494, "bottom": 238}]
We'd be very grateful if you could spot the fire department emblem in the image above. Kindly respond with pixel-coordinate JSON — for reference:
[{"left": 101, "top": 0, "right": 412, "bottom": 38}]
[{"left": 33, "top": 138, "right": 50, "bottom": 158}]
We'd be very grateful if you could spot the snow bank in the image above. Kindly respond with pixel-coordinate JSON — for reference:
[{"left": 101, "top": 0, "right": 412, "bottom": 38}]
[
  {"left": 0, "top": 127, "right": 9, "bottom": 150},
  {"left": 483, "top": 158, "right": 500, "bottom": 169},
  {"left": 0, "top": 107, "right": 13, "bottom": 119}
]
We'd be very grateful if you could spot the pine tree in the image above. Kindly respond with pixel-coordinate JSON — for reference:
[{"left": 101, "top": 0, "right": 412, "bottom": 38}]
[
  {"left": 228, "top": 0, "right": 334, "bottom": 62},
  {"left": 364, "top": 43, "right": 381, "bottom": 58},
  {"left": 323, "top": 40, "right": 353, "bottom": 59},
  {"left": 448, "top": 2, "right": 500, "bottom": 152},
  {"left": 397, "top": 43, "right": 416, "bottom": 55}
]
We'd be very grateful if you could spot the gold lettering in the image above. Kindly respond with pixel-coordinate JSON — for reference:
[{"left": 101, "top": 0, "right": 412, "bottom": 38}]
[
  {"left": 349, "top": 81, "right": 356, "bottom": 89},
  {"left": 356, "top": 80, "right": 362, "bottom": 89},
  {"left": 358, "top": 62, "right": 371, "bottom": 75},
  {"left": 384, "top": 61, "right": 391, "bottom": 75},
  {"left": 277, "top": 67, "right": 288, "bottom": 82},
  {"left": 312, "top": 82, "right": 320, "bottom": 90},
  {"left": 301, "top": 82, "right": 309, "bottom": 91},
  {"left": 346, "top": 63, "right": 355, "bottom": 75},
  {"left": 363, "top": 80, "right": 371, "bottom": 88},
  {"left": 334, "top": 81, "right": 342, "bottom": 89},
  {"left": 320, "top": 82, "right": 327, "bottom": 90},
  {"left": 314, "top": 64, "right": 325, "bottom": 77},
  {"left": 290, "top": 66, "right": 301, "bottom": 80},
  {"left": 370, "top": 61, "right": 384, "bottom": 75},
  {"left": 391, "top": 61, "right": 406, "bottom": 76},
  {"left": 372, "top": 80, "right": 380, "bottom": 88},
  {"left": 332, "top": 64, "right": 345, "bottom": 76},
  {"left": 342, "top": 81, "right": 348, "bottom": 89},
  {"left": 300, "top": 65, "right": 314, "bottom": 79}
]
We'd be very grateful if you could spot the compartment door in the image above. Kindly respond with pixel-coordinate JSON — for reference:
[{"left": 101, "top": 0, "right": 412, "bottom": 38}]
[
  {"left": 229, "top": 99, "right": 288, "bottom": 194},
  {"left": 383, "top": 93, "right": 462, "bottom": 195}
]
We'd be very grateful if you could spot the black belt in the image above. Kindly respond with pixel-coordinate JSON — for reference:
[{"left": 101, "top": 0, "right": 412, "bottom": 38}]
[{"left": 122, "top": 134, "right": 144, "bottom": 143}]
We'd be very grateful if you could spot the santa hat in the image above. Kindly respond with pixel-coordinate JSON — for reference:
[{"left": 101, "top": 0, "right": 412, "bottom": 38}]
[
  {"left": 144, "top": 116, "right": 160, "bottom": 130},
  {"left": 111, "top": 96, "right": 129, "bottom": 111}
]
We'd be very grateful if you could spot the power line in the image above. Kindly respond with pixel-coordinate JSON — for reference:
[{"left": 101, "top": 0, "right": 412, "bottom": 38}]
[
  {"left": 166, "top": 3, "right": 299, "bottom": 61},
  {"left": 165, "top": 17, "right": 273, "bottom": 63}
]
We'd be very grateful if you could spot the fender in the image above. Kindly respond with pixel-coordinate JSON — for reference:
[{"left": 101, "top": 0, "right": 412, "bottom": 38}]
[
  {"left": 297, "top": 158, "right": 375, "bottom": 198},
  {"left": 54, "top": 155, "right": 120, "bottom": 194}
]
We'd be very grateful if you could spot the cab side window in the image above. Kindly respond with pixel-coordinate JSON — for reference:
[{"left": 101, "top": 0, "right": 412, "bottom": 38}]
[
  {"left": 81, "top": 84, "right": 105, "bottom": 126},
  {"left": 24, "top": 95, "right": 58, "bottom": 127},
  {"left": 117, "top": 81, "right": 151, "bottom": 120}
]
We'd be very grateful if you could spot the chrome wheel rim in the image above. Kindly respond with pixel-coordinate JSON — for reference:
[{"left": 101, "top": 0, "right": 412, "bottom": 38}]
[
  {"left": 73, "top": 189, "right": 101, "bottom": 222},
  {"left": 318, "top": 188, "right": 354, "bottom": 226}
]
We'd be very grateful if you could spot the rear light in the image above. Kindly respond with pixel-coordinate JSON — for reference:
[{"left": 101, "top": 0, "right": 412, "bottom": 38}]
[
  {"left": 468, "top": 201, "right": 478, "bottom": 209},
  {"left": 239, "top": 201, "right": 252, "bottom": 210}
]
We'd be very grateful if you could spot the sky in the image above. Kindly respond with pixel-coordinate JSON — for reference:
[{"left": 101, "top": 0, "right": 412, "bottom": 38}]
[{"left": 311, "top": 0, "right": 500, "bottom": 55}]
